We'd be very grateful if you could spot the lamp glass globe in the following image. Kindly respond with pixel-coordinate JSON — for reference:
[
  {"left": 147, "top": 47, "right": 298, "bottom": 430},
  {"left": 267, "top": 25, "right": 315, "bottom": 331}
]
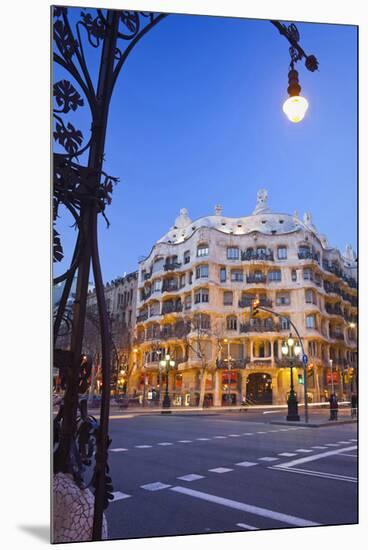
[{"left": 283, "top": 95, "right": 309, "bottom": 123}]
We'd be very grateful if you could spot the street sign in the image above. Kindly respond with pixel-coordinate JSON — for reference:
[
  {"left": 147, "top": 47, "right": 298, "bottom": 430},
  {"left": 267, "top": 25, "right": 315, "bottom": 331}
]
[{"left": 302, "top": 354, "right": 308, "bottom": 365}]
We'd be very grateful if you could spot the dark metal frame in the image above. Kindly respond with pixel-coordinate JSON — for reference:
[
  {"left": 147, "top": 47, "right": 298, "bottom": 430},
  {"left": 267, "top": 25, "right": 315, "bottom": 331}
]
[{"left": 52, "top": 7, "right": 317, "bottom": 540}]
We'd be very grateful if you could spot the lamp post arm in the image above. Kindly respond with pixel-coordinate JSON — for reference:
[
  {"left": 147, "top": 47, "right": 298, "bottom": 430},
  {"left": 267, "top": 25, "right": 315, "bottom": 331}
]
[{"left": 257, "top": 306, "right": 305, "bottom": 356}]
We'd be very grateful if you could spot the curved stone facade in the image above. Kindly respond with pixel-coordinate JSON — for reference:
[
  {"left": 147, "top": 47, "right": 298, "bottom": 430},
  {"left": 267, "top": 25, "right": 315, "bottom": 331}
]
[{"left": 131, "top": 191, "right": 357, "bottom": 406}]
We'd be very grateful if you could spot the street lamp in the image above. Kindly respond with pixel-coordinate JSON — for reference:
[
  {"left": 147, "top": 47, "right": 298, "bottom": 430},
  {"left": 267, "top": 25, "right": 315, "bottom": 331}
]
[
  {"left": 160, "top": 353, "right": 176, "bottom": 411},
  {"left": 329, "top": 358, "right": 334, "bottom": 394},
  {"left": 282, "top": 333, "right": 301, "bottom": 421}
]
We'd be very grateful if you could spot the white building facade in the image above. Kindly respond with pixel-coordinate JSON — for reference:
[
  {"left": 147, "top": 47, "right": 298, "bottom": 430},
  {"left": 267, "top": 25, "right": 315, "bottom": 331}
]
[{"left": 131, "top": 190, "right": 357, "bottom": 407}]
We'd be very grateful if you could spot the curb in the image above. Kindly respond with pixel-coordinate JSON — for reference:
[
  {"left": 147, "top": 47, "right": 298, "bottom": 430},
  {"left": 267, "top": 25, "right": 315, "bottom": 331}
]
[{"left": 270, "top": 419, "right": 357, "bottom": 428}]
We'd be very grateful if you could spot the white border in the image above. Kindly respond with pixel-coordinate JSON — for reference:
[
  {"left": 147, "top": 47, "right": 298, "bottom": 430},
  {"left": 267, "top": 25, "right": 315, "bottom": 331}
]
[{"left": 2, "top": 0, "right": 365, "bottom": 549}]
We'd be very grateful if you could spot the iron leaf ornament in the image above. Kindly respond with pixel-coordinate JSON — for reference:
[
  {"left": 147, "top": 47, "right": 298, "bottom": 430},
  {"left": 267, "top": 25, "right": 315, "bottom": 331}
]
[{"left": 54, "top": 80, "right": 84, "bottom": 113}]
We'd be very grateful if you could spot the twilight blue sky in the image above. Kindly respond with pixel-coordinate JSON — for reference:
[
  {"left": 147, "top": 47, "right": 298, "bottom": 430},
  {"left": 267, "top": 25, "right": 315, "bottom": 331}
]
[{"left": 54, "top": 10, "right": 357, "bottom": 282}]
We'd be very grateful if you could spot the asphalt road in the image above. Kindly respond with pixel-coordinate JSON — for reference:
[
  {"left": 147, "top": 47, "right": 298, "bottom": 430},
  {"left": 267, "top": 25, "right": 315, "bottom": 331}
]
[{"left": 102, "top": 413, "right": 358, "bottom": 541}]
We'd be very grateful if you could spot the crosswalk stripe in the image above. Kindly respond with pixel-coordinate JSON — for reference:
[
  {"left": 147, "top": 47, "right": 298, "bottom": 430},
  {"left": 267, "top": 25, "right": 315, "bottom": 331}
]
[{"left": 170, "top": 486, "right": 320, "bottom": 527}]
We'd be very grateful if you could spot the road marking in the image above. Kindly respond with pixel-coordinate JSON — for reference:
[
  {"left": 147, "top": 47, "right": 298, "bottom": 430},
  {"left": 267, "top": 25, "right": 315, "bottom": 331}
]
[
  {"left": 242, "top": 433, "right": 254, "bottom": 436},
  {"left": 256, "top": 431, "right": 267, "bottom": 434},
  {"left": 278, "top": 429, "right": 290, "bottom": 432},
  {"left": 111, "top": 491, "right": 131, "bottom": 501},
  {"left": 278, "top": 453, "right": 297, "bottom": 457},
  {"left": 235, "top": 461, "right": 258, "bottom": 467},
  {"left": 209, "top": 467, "right": 234, "bottom": 474},
  {"left": 270, "top": 466, "right": 357, "bottom": 483},
  {"left": 276, "top": 445, "right": 357, "bottom": 469},
  {"left": 295, "top": 449, "right": 313, "bottom": 453},
  {"left": 325, "top": 443, "right": 340, "bottom": 447},
  {"left": 196, "top": 438, "right": 210, "bottom": 441},
  {"left": 170, "top": 486, "right": 320, "bottom": 527},
  {"left": 339, "top": 453, "right": 357, "bottom": 458},
  {"left": 259, "top": 457, "right": 279, "bottom": 462},
  {"left": 110, "top": 448, "right": 129, "bottom": 452},
  {"left": 350, "top": 439, "right": 357, "bottom": 442},
  {"left": 141, "top": 482, "right": 171, "bottom": 491},
  {"left": 338, "top": 441, "right": 353, "bottom": 444},
  {"left": 229, "top": 434, "right": 241, "bottom": 437},
  {"left": 236, "top": 522, "right": 259, "bottom": 530},
  {"left": 135, "top": 445, "right": 152, "bottom": 449},
  {"left": 177, "top": 474, "right": 205, "bottom": 482},
  {"left": 157, "top": 442, "right": 173, "bottom": 446},
  {"left": 311, "top": 446, "right": 327, "bottom": 450},
  {"left": 213, "top": 436, "right": 227, "bottom": 439},
  {"left": 178, "top": 440, "right": 192, "bottom": 443}
]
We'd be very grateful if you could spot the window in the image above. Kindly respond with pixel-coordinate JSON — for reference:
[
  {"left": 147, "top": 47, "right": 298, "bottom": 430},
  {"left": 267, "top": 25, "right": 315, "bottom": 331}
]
[
  {"left": 220, "top": 267, "right": 227, "bottom": 282},
  {"left": 223, "top": 291, "right": 233, "bottom": 306},
  {"left": 179, "top": 274, "right": 186, "bottom": 288},
  {"left": 280, "top": 316, "right": 290, "bottom": 330},
  {"left": 306, "top": 315, "right": 316, "bottom": 329},
  {"left": 153, "top": 279, "right": 161, "bottom": 292},
  {"left": 291, "top": 269, "right": 297, "bottom": 281},
  {"left": 194, "top": 288, "right": 209, "bottom": 303},
  {"left": 184, "top": 295, "right": 192, "bottom": 310},
  {"left": 314, "top": 273, "right": 322, "bottom": 286},
  {"left": 277, "top": 246, "right": 287, "bottom": 260},
  {"left": 231, "top": 269, "right": 243, "bottom": 282},
  {"left": 197, "top": 244, "right": 209, "bottom": 257},
  {"left": 305, "top": 289, "right": 317, "bottom": 304},
  {"left": 184, "top": 250, "right": 190, "bottom": 264},
  {"left": 128, "top": 310, "right": 132, "bottom": 324},
  {"left": 189, "top": 271, "right": 193, "bottom": 284},
  {"left": 194, "top": 313, "right": 211, "bottom": 330},
  {"left": 196, "top": 264, "right": 209, "bottom": 279},
  {"left": 303, "top": 268, "right": 313, "bottom": 281},
  {"left": 227, "top": 247, "right": 239, "bottom": 260},
  {"left": 226, "top": 316, "right": 238, "bottom": 331},
  {"left": 276, "top": 292, "right": 290, "bottom": 306},
  {"left": 152, "top": 257, "right": 164, "bottom": 272},
  {"left": 308, "top": 341, "right": 317, "bottom": 356},
  {"left": 268, "top": 269, "right": 281, "bottom": 282}
]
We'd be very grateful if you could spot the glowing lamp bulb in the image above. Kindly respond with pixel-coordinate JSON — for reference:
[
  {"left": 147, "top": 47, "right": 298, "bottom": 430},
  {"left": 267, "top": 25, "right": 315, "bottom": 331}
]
[{"left": 283, "top": 95, "right": 309, "bottom": 123}]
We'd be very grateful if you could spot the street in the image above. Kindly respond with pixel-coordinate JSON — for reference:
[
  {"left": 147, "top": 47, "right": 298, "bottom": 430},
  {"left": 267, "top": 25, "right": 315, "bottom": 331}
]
[{"left": 103, "top": 412, "right": 357, "bottom": 540}]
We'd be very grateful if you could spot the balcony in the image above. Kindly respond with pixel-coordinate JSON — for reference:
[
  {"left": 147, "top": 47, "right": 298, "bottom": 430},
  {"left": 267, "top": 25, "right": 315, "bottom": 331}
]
[
  {"left": 141, "top": 289, "right": 152, "bottom": 301},
  {"left": 238, "top": 297, "right": 273, "bottom": 308},
  {"left": 323, "top": 282, "right": 342, "bottom": 296},
  {"left": 241, "top": 251, "right": 274, "bottom": 262},
  {"left": 246, "top": 274, "right": 267, "bottom": 284},
  {"left": 143, "top": 270, "right": 152, "bottom": 281},
  {"left": 322, "top": 261, "right": 343, "bottom": 278},
  {"left": 240, "top": 319, "right": 284, "bottom": 333},
  {"left": 330, "top": 331, "right": 345, "bottom": 341},
  {"left": 162, "top": 281, "right": 179, "bottom": 293},
  {"left": 298, "top": 251, "right": 320, "bottom": 262},
  {"left": 216, "top": 358, "right": 250, "bottom": 369},
  {"left": 325, "top": 304, "right": 343, "bottom": 316},
  {"left": 137, "top": 312, "right": 149, "bottom": 323},
  {"left": 161, "top": 302, "right": 183, "bottom": 315},
  {"left": 164, "top": 261, "right": 182, "bottom": 272}
]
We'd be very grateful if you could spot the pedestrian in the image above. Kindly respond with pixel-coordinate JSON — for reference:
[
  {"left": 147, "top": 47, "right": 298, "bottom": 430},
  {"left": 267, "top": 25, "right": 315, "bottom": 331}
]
[
  {"left": 329, "top": 392, "right": 338, "bottom": 420},
  {"left": 351, "top": 393, "right": 357, "bottom": 418}
]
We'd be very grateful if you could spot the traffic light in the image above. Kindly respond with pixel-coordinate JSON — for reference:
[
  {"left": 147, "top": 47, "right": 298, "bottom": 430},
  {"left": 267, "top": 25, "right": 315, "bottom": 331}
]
[
  {"left": 298, "top": 374, "right": 304, "bottom": 385},
  {"left": 251, "top": 297, "right": 260, "bottom": 318}
]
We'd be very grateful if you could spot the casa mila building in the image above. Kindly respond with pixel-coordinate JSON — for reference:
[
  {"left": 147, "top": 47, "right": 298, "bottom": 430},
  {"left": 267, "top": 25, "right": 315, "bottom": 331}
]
[{"left": 132, "top": 190, "right": 357, "bottom": 407}]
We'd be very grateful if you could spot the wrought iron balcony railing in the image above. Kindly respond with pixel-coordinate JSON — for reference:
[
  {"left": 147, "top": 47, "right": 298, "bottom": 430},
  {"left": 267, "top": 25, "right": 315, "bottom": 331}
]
[
  {"left": 161, "top": 302, "right": 183, "bottom": 314},
  {"left": 325, "top": 304, "right": 343, "bottom": 316},
  {"left": 162, "top": 281, "right": 179, "bottom": 292},
  {"left": 164, "top": 261, "right": 182, "bottom": 271},
  {"left": 330, "top": 331, "right": 345, "bottom": 341},
  {"left": 246, "top": 274, "right": 267, "bottom": 284},
  {"left": 238, "top": 298, "right": 273, "bottom": 308},
  {"left": 137, "top": 312, "right": 149, "bottom": 323},
  {"left": 240, "top": 320, "right": 286, "bottom": 332},
  {"left": 298, "top": 251, "right": 320, "bottom": 261},
  {"left": 216, "top": 358, "right": 250, "bottom": 369},
  {"left": 241, "top": 251, "right": 274, "bottom": 262}
]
